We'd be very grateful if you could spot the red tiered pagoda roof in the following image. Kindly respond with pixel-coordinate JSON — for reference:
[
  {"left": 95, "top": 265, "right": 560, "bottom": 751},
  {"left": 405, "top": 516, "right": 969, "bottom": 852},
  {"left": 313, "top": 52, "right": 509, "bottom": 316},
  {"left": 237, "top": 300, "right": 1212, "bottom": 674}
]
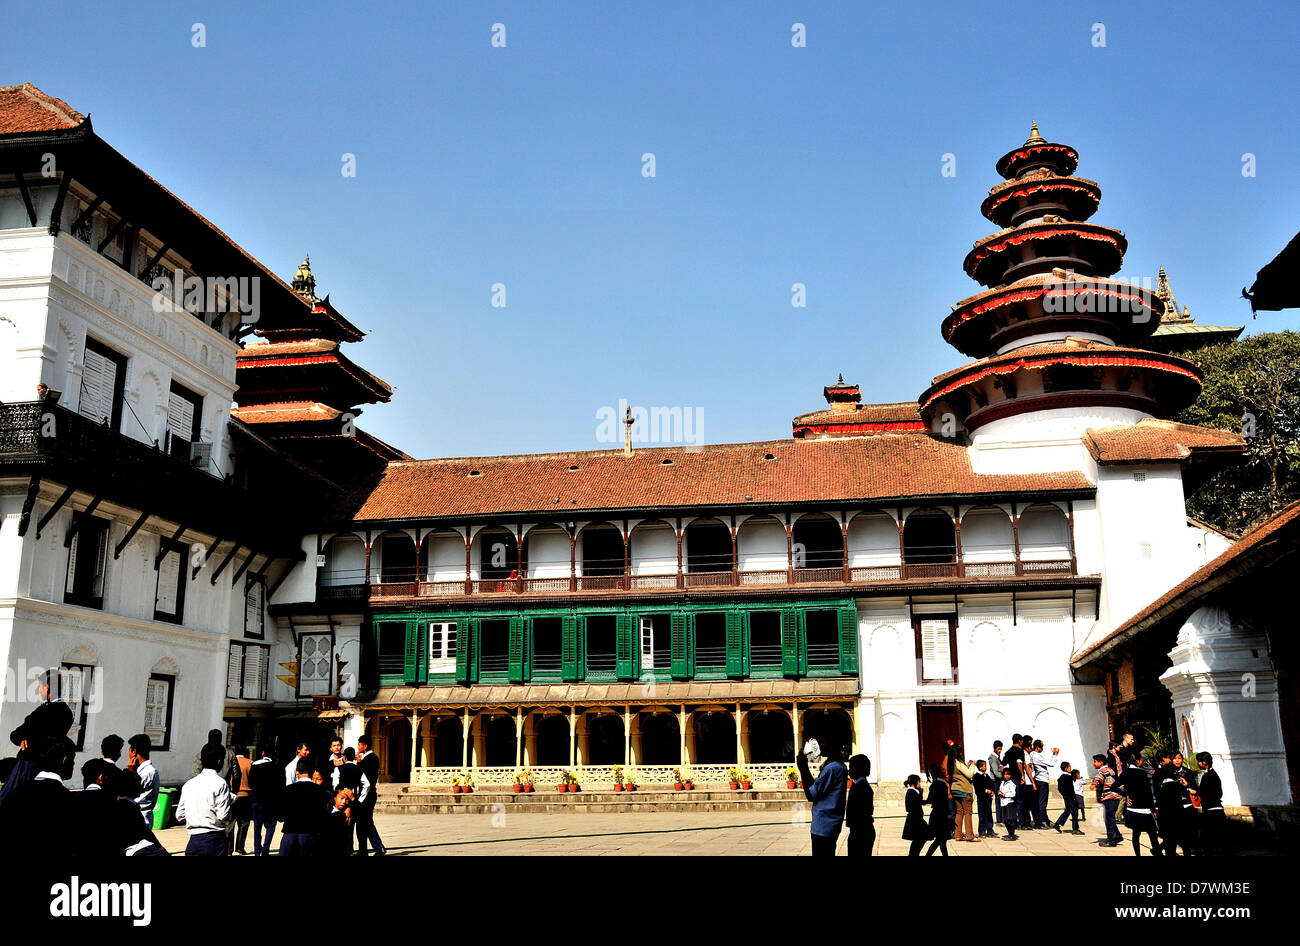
[{"left": 918, "top": 124, "right": 1205, "bottom": 433}]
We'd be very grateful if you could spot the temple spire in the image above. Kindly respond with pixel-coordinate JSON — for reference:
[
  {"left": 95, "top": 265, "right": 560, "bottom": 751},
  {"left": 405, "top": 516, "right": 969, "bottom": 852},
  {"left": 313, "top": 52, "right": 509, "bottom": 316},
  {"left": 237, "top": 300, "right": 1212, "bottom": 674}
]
[
  {"left": 291, "top": 254, "right": 318, "bottom": 303},
  {"left": 1025, "top": 120, "right": 1046, "bottom": 145}
]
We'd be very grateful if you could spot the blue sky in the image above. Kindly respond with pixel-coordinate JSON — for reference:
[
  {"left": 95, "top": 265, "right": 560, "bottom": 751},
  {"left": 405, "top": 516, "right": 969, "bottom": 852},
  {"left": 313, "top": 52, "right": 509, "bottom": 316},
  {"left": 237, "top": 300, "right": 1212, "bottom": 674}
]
[{"left": 5, "top": 1, "right": 1298, "bottom": 458}]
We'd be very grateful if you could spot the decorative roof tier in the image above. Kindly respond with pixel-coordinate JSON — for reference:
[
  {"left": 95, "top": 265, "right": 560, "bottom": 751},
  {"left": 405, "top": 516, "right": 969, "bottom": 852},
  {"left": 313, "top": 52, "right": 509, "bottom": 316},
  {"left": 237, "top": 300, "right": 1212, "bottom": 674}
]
[
  {"left": 920, "top": 126, "right": 1203, "bottom": 432},
  {"left": 942, "top": 271, "right": 1163, "bottom": 358},
  {"left": 235, "top": 339, "right": 393, "bottom": 410}
]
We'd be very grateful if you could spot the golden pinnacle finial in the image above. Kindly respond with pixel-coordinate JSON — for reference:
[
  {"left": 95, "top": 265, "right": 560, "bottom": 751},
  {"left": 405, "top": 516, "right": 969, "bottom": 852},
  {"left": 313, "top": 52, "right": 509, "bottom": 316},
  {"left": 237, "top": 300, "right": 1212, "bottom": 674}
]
[
  {"left": 291, "top": 254, "right": 318, "bottom": 302},
  {"left": 1025, "top": 120, "right": 1046, "bottom": 146}
]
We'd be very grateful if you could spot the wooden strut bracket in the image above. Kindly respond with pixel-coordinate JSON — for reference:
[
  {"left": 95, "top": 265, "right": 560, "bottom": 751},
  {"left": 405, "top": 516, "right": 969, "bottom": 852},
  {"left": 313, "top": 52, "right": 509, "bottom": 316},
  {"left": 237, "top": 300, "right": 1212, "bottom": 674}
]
[{"left": 114, "top": 510, "right": 151, "bottom": 560}]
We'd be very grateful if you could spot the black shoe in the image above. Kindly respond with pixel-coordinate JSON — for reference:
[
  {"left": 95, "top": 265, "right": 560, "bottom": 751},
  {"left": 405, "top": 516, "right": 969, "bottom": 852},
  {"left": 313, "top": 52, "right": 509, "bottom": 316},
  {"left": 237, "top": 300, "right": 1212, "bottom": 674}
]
[
  {"left": 1070, "top": 829, "right": 1086, "bottom": 836},
  {"left": 1003, "top": 836, "right": 1017, "bottom": 841},
  {"left": 374, "top": 848, "right": 387, "bottom": 856},
  {"left": 1053, "top": 824, "right": 1062, "bottom": 833}
]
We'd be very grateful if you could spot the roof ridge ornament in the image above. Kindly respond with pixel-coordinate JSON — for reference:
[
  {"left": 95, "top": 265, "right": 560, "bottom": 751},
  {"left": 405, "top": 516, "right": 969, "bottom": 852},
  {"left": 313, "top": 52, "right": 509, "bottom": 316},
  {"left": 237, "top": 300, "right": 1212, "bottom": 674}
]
[
  {"left": 291, "top": 254, "right": 318, "bottom": 303},
  {"left": 1025, "top": 120, "right": 1046, "bottom": 146}
]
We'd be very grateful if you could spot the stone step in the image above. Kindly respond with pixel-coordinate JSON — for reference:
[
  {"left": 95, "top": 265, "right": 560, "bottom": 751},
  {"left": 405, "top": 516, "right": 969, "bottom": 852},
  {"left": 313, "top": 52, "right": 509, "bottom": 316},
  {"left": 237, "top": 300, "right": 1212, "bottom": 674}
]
[{"left": 376, "top": 786, "right": 921, "bottom": 814}]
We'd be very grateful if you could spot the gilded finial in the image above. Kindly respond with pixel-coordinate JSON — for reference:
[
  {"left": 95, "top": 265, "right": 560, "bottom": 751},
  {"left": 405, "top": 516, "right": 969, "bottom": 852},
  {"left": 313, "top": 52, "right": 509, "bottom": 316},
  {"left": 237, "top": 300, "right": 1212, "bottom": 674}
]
[
  {"left": 1025, "top": 120, "right": 1046, "bottom": 146},
  {"left": 291, "top": 254, "right": 318, "bottom": 302}
]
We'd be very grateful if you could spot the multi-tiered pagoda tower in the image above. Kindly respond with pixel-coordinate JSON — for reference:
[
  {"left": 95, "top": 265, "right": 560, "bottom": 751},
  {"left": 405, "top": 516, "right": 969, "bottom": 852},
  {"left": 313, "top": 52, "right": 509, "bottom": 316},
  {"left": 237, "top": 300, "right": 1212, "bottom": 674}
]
[{"left": 919, "top": 124, "right": 1204, "bottom": 444}]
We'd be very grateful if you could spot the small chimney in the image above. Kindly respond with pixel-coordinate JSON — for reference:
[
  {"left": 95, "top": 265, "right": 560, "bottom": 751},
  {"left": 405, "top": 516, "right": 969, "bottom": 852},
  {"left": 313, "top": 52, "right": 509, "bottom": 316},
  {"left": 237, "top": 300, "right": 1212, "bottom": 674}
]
[
  {"left": 823, "top": 374, "right": 862, "bottom": 414},
  {"left": 623, "top": 405, "right": 635, "bottom": 457}
]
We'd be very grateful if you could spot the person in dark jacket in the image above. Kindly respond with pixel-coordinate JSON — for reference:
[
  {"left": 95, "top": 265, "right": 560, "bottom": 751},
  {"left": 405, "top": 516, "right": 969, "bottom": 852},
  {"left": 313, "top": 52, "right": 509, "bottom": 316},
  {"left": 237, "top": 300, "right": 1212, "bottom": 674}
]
[
  {"left": 924, "top": 764, "right": 952, "bottom": 856},
  {"left": 902, "top": 774, "right": 929, "bottom": 856},
  {"left": 354, "top": 735, "right": 387, "bottom": 856},
  {"left": 844, "top": 754, "right": 874, "bottom": 856},
  {"left": 972, "top": 759, "right": 998, "bottom": 837},
  {"left": 1153, "top": 751, "right": 1187, "bottom": 856},
  {"left": 247, "top": 744, "right": 282, "bottom": 856},
  {"left": 74, "top": 759, "right": 169, "bottom": 856},
  {"left": 1052, "top": 762, "right": 1082, "bottom": 833},
  {"left": 318, "top": 787, "right": 357, "bottom": 856},
  {"left": 0, "top": 735, "right": 76, "bottom": 853},
  {"left": 278, "top": 759, "right": 327, "bottom": 856},
  {"left": 1116, "top": 752, "right": 1162, "bottom": 856},
  {"left": 0, "top": 685, "right": 74, "bottom": 812},
  {"left": 1195, "top": 752, "right": 1225, "bottom": 855},
  {"left": 797, "top": 740, "right": 848, "bottom": 856}
]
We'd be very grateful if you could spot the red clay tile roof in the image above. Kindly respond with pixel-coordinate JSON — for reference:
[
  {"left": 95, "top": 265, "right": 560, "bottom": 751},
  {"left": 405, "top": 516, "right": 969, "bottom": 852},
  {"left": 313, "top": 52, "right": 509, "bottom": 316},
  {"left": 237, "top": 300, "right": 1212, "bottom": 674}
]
[
  {"left": 231, "top": 401, "right": 342, "bottom": 424},
  {"left": 236, "top": 340, "right": 393, "bottom": 400},
  {"left": 0, "top": 83, "right": 84, "bottom": 134},
  {"left": 1072, "top": 500, "right": 1300, "bottom": 665},
  {"left": 792, "top": 402, "right": 922, "bottom": 427},
  {"left": 347, "top": 435, "right": 1092, "bottom": 522},
  {"left": 923, "top": 339, "right": 1202, "bottom": 392},
  {"left": 1083, "top": 419, "right": 1245, "bottom": 465}
]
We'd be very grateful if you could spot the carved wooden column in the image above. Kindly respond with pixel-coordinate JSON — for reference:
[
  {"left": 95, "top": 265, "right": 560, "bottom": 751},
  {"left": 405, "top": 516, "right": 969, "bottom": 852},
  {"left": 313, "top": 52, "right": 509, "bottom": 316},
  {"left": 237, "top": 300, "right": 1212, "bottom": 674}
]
[
  {"left": 676, "top": 520, "right": 684, "bottom": 589},
  {"left": 1011, "top": 502, "right": 1022, "bottom": 576},
  {"left": 569, "top": 530, "right": 577, "bottom": 592},
  {"left": 622, "top": 522, "right": 630, "bottom": 590},
  {"left": 840, "top": 513, "right": 850, "bottom": 582},
  {"left": 896, "top": 508, "right": 907, "bottom": 580},
  {"left": 464, "top": 533, "right": 472, "bottom": 595},
  {"left": 953, "top": 505, "right": 964, "bottom": 577}
]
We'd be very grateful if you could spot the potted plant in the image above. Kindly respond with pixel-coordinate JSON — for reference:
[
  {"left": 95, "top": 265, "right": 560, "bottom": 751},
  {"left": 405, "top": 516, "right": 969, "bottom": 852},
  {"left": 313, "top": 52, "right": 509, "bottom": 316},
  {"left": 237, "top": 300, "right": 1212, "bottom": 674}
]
[
  {"left": 451, "top": 775, "right": 461, "bottom": 795},
  {"left": 460, "top": 772, "right": 474, "bottom": 794},
  {"left": 728, "top": 766, "right": 740, "bottom": 790},
  {"left": 624, "top": 772, "right": 638, "bottom": 792},
  {"left": 557, "top": 769, "right": 570, "bottom": 792},
  {"left": 611, "top": 765, "right": 624, "bottom": 792},
  {"left": 673, "top": 767, "right": 684, "bottom": 791},
  {"left": 786, "top": 766, "right": 800, "bottom": 790},
  {"left": 683, "top": 772, "right": 694, "bottom": 791},
  {"left": 522, "top": 770, "right": 534, "bottom": 793},
  {"left": 739, "top": 770, "right": 752, "bottom": 790},
  {"left": 568, "top": 771, "right": 581, "bottom": 792},
  {"left": 513, "top": 772, "right": 524, "bottom": 793}
]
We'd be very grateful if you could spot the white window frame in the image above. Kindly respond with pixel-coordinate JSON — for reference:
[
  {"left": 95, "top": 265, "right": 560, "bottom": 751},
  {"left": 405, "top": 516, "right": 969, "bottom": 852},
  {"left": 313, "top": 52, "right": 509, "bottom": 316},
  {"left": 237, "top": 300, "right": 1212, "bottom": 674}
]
[
  {"left": 429, "top": 621, "right": 458, "bottom": 674},
  {"left": 145, "top": 674, "right": 174, "bottom": 751}
]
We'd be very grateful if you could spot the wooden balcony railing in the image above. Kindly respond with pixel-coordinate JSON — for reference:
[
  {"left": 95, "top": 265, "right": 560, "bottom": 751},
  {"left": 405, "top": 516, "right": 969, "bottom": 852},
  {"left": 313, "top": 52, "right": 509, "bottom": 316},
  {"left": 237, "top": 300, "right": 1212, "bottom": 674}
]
[{"left": 356, "top": 556, "right": 1079, "bottom": 599}]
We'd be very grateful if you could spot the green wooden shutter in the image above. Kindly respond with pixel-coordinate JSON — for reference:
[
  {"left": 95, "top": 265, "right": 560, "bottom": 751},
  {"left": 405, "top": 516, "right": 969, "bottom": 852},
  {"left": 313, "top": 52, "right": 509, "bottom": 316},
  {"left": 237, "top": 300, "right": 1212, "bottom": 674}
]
[
  {"left": 403, "top": 620, "right": 421, "bottom": 685},
  {"left": 455, "top": 618, "right": 470, "bottom": 684},
  {"left": 469, "top": 618, "right": 480, "bottom": 682},
  {"left": 577, "top": 615, "right": 588, "bottom": 679},
  {"left": 838, "top": 604, "right": 860, "bottom": 674},
  {"left": 561, "top": 615, "right": 579, "bottom": 681},
  {"left": 416, "top": 620, "right": 429, "bottom": 684},
  {"left": 725, "top": 610, "right": 743, "bottom": 678},
  {"left": 781, "top": 609, "right": 800, "bottom": 678},
  {"left": 508, "top": 615, "right": 526, "bottom": 683},
  {"left": 670, "top": 611, "right": 689, "bottom": 679},
  {"left": 615, "top": 613, "right": 635, "bottom": 680}
]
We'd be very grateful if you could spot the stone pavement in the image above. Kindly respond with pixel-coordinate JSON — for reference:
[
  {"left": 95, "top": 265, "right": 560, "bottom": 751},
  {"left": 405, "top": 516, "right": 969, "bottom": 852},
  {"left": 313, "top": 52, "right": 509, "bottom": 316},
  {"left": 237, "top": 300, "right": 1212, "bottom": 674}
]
[{"left": 156, "top": 803, "right": 1158, "bottom": 856}]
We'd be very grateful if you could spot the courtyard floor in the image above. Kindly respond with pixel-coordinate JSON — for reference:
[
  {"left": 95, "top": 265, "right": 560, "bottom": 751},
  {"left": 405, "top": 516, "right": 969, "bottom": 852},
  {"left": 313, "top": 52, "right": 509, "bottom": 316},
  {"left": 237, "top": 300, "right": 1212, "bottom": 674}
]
[{"left": 154, "top": 805, "right": 1183, "bottom": 856}]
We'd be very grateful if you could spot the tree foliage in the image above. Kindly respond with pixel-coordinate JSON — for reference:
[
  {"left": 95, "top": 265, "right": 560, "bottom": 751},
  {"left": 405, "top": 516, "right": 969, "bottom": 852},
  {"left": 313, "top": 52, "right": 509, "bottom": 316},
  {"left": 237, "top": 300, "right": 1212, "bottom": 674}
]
[{"left": 1173, "top": 331, "right": 1300, "bottom": 533}]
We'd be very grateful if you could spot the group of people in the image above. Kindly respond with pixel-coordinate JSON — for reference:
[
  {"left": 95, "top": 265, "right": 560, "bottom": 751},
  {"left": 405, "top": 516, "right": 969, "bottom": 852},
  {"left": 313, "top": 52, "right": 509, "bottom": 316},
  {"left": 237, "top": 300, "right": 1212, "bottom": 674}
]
[
  {"left": 791, "top": 728, "right": 1228, "bottom": 857},
  {"left": 166, "top": 730, "right": 389, "bottom": 856},
  {"left": 0, "top": 684, "right": 389, "bottom": 857}
]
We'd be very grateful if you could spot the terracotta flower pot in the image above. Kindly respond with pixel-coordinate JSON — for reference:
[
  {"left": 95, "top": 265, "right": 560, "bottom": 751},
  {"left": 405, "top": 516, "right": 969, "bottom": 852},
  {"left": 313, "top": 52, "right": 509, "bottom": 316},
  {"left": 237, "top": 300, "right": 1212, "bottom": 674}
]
[
  {"left": 452, "top": 785, "right": 462, "bottom": 794},
  {"left": 741, "top": 781, "right": 752, "bottom": 790},
  {"left": 685, "top": 782, "right": 694, "bottom": 790},
  {"left": 557, "top": 783, "right": 568, "bottom": 792},
  {"left": 729, "top": 781, "right": 739, "bottom": 790},
  {"left": 787, "top": 780, "right": 798, "bottom": 789},
  {"left": 613, "top": 783, "right": 624, "bottom": 792},
  {"left": 463, "top": 786, "right": 472, "bottom": 794},
  {"left": 674, "top": 782, "right": 684, "bottom": 791},
  {"left": 624, "top": 783, "right": 637, "bottom": 792},
  {"left": 571, "top": 784, "right": 580, "bottom": 792},
  {"left": 513, "top": 784, "right": 522, "bottom": 793},
  {"left": 523, "top": 784, "right": 534, "bottom": 793}
]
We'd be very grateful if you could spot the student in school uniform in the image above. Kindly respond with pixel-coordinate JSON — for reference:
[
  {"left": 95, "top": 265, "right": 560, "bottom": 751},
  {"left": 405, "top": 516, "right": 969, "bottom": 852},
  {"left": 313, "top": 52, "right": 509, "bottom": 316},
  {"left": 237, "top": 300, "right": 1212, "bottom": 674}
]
[
  {"left": 902, "top": 774, "right": 930, "bottom": 856},
  {"left": 175, "top": 742, "right": 234, "bottom": 856},
  {"left": 279, "top": 758, "right": 327, "bottom": 856},
  {"left": 247, "top": 744, "right": 283, "bottom": 856},
  {"left": 1052, "top": 762, "right": 1083, "bottom": 833},
  {"left": 972, "top": 759, "right": 997, "bottom": 838},
  {"left": 924, "top": 763, "right": 952, "bottom": 856},
  {"left": 1115, "top": 751, "right": 1162, "bottom": 856},
  {"left": 285, "top": 741, "right": 311, "bottom": 786},
  {"left": 1092, "top": 754, "right": 1123, "bottom": 847},
  {"left": 987, "top": 741, "right": 1004, "bottom": 824},
  {"left": 1153, "top": 750, "right": 1188, "bottom": 857},
  {"left": 845, "top": 754, "right": 875, "bottom": 856},
  {"left": 1172, "top": 752, "right": 1200, "bottom": 855},
  {"left": 998, "top": 768, "right": 1020, "bottom": 841},
  {"left": 1194, "top": 752, "right": 1226, "bottom": 855}
]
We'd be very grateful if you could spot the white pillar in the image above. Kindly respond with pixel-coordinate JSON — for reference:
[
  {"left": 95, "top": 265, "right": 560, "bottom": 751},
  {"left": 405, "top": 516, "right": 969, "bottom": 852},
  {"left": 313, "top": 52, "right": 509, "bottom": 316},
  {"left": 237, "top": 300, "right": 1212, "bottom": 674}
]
[{"left": 1160, "top": 605, "right": 1290, "bottom": 806}]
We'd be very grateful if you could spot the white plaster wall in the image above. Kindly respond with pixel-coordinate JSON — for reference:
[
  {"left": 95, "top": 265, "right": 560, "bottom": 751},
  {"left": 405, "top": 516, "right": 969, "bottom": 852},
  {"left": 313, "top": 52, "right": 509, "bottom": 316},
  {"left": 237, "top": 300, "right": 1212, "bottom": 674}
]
[
  {"left": 737, "top": 518, "right": 786, "bottom": 571},
  {"left": 527, "top": 530, "right": 570, "bottom": 578},
  {"left": 631, "top": 524, "right": 676, "bottom": 575},
  {"left": 0, "top": 230, "right": 240, "bottom": 474},
  {"left": 1095, "top": 464, "right": 1207, "bottom": 628},
  {"left": 960, "top": 507, "right": 1014, "bottom": 562},
  {"left": 856, "top": 595, "right": 1109, "bottom": 781},
  {"left": 426, "top": 533, "right": 465, "bottom": 581},
  {"left": 270, "top": 535, "right": 318, "bottom": 606},
  {"left": 968, "top": 405, "right": 1147, "bottom": 476},
  {"left": 847, "top": 513, "right": 899, "bottom": 567}
]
